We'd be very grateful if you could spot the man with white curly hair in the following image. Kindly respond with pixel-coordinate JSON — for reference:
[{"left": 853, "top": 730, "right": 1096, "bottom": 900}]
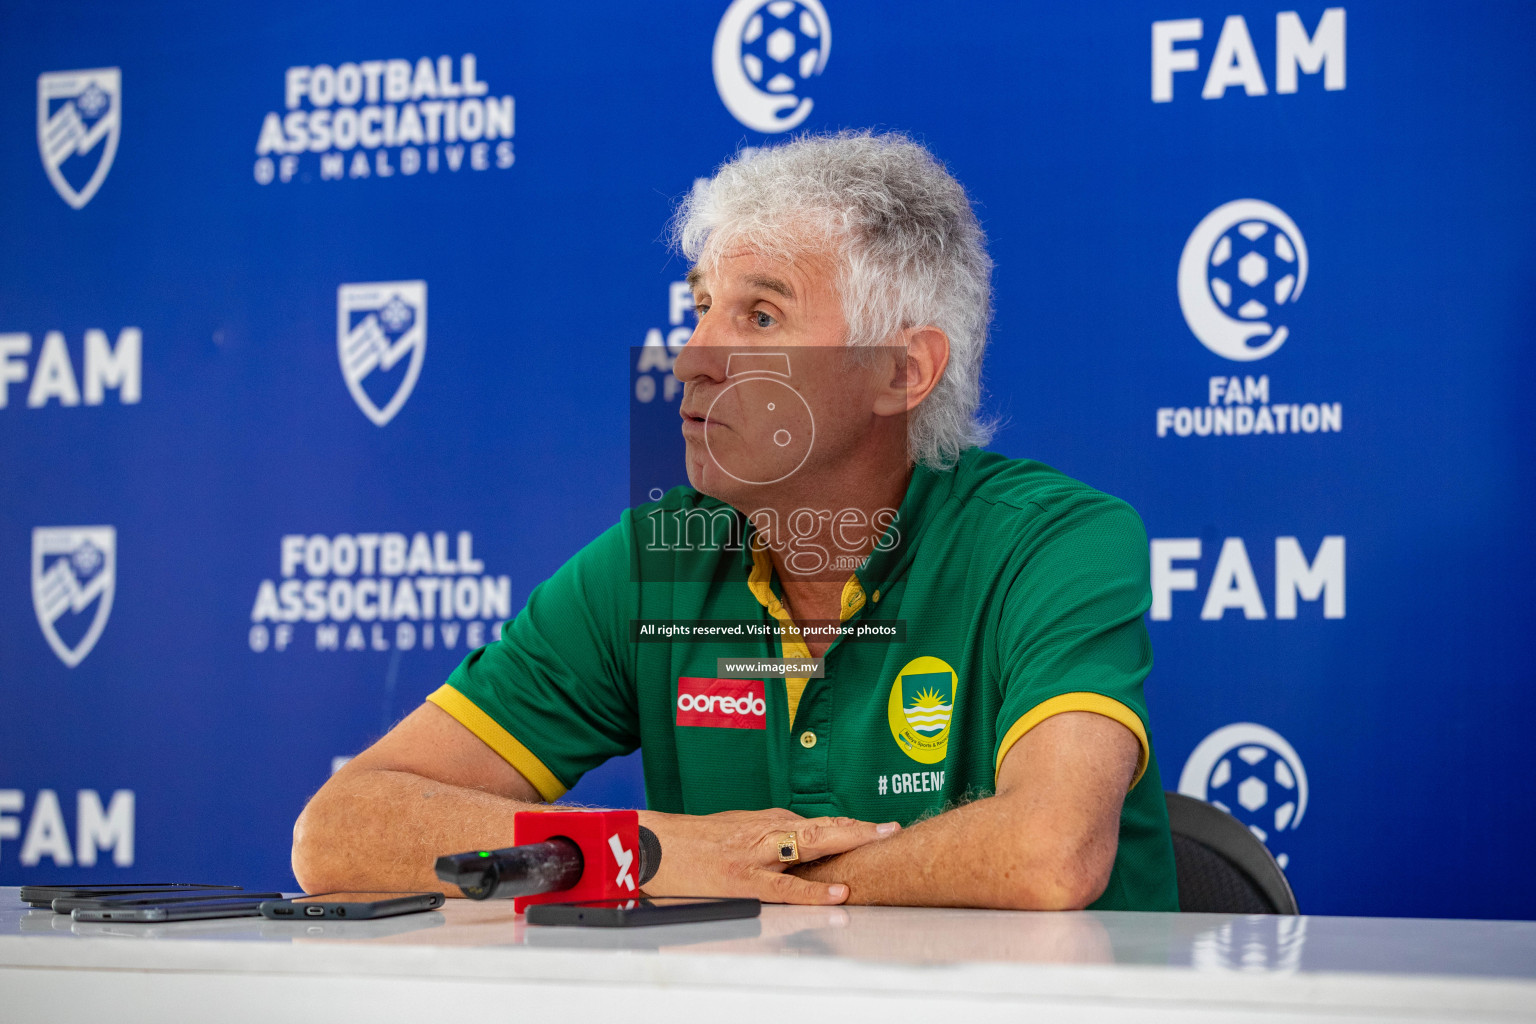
[{"left": 293, "top": 131, "right": 1179, "bottom": 912}]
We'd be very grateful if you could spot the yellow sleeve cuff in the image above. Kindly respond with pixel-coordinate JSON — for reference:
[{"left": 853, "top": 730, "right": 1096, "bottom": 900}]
[
  {"left": 426, "top": 684, "right": 568, "bottom": 802},
  {"left": 994, "top": 692, "right": 1151, "bottom": 790}
]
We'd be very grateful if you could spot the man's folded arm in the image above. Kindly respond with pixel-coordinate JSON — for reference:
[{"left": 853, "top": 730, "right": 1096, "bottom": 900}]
[
  {"left": 291, "top": 700, "right": 545, "bottom": 896},
  {"left": 793, "top": 492, "right": 1154, "bottom": 909},
  {"left": 790, "top": 709, "right": 1139, "bottom": 909},
  {"left": 293, "top": 521, "right": 639, "bottom": 895}
]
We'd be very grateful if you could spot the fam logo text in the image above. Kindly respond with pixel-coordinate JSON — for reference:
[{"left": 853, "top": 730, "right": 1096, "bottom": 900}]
[
  {"left": 0, "top": 789, "right": 134, "bottom": 868},
  {"left": 1151, "top": 535, "right": 1344, "bottom": 621},
  {"left": 1153, "top": 8, "right": 1344, "bottom": 102},
  {"left": 0, "top": 328, "right": 141, "bottom": 411}
]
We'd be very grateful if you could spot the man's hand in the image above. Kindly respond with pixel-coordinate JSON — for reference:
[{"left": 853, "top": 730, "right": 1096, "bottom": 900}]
[
  {"left": 294, "top": 701, "right": 901, "bottom": 903},
  {"left": 637, "top": 809, "right": 899, "bottom": 905}
]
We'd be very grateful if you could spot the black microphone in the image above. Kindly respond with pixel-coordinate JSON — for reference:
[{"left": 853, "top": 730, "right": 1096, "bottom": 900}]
[{"left": 436, "top": 824, "right": 661, "bottom": 901}]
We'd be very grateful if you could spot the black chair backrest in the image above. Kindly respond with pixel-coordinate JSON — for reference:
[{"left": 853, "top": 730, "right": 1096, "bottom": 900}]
[{"left": 1165, "top": 791, "right": 1299, "bottom": 915}]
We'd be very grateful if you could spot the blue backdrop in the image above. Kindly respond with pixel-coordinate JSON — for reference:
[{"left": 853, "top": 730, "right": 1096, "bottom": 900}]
[{"left": 2, "top": 0, "right": 1533, "bottom": 922}]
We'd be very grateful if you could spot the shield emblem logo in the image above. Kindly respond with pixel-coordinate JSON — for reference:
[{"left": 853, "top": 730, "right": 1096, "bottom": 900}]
[
  {"left": 37, "top": 68, "right": 121, "bottom": 210},
  {"left": 337, "top": 281, "right": 427, "bottom": 427},
  {"left": 900, "top": 671, "right": 954, "bottom": 737},
  {"left": 32, "top": 526, "right": 116, "bottom": 668}
]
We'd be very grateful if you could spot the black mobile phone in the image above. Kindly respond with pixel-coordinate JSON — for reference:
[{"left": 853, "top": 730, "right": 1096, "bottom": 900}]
[
  {"left": 258, "top": 891, "right": 444, "bottom": 920},
  {"left": 53, "top": 890, "right": 283, "bottom": 913},
  {"left": 21, "top": 883, "right": 241, "bottom": 908},
  {"left": 524, "top": 896, "right": 761, "bottom": 928},
  {"left": 72, "top": 894, "right": 271, "bottom": 923}
]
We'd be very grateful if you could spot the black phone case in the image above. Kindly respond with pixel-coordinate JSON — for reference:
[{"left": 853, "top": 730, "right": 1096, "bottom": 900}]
[
  {"left": 525, "top": 897, "right": 761, "bottom": 928},
  {"left": 257, "top": 893, "right": 444, "bottom": 920},
  {"left": 73, "top": 897, "right": 271, "bottom": 922},
  {"left": 54, "top": 891, "right": 282, "bottom": 913},
  {"left": 21, "top": 884, "right": 241, "bottom": 908}
]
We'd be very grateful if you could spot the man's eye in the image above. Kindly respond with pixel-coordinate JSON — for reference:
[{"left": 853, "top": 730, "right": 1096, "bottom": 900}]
[
  {"left": 694, "top": 303, "right": 709, "bottom": 317},
  {"left": 751, "top": 311, "right": 777, "bottom": 328}
]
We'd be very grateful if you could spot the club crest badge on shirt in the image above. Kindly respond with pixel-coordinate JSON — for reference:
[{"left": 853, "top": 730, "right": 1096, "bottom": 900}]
[{"left": 886, "top": 656, "right": 957, "bottom": 764}]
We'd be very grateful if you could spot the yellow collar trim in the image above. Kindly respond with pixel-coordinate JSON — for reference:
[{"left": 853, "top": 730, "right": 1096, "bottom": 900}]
[{"left": 747, "top": 544, "right": 866, "bottom": 726}]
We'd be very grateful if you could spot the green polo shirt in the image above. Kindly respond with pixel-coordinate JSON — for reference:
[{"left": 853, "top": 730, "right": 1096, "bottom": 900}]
[{"left": 428, "top": 448, "right": 1178, "bottom": 911}]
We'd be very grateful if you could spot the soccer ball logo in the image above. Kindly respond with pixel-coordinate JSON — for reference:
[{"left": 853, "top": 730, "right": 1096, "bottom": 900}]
[
  {"left": 740, "top": 2, "right": 825, "bottom": 94},
  {"left": 714, "top": 0, "right": 832, "bottom": 134},
  {"left": 1209, "top": 220, "right": 1303, "bottom": 322},
  {"left": 1177, "top": 200, "right": 1309, "bottom": 362},
  {"left": 1206, "top": 744, "right": 1300, "bottom": 863},
  {"left": 1179, "top": 722, "right": 1309, "bottom": 870}
]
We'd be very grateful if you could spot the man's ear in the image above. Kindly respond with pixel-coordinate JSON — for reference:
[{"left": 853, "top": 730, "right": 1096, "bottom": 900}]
[{"left": 871, "top": 326, "right": 950, "bottom": 418}]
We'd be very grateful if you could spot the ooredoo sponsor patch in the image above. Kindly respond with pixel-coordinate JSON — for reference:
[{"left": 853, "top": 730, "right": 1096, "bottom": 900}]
[{"left": 676, "top": 677, "right": 767, "bottom": 729}]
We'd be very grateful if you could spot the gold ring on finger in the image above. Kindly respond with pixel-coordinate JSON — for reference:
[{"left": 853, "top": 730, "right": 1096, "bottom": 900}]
[{"left": 776, "top": 831, "right": 800, "bottom": 864}]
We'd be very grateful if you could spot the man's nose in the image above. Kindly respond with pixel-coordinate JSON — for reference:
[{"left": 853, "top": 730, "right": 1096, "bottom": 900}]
[{"left": 672, "top": 317, "right": 729, "bottom": 385}]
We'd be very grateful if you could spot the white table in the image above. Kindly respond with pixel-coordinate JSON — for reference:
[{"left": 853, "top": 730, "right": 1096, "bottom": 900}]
[{"left": 2, "top": 888, "right": 1533, "bottom": 1022}]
